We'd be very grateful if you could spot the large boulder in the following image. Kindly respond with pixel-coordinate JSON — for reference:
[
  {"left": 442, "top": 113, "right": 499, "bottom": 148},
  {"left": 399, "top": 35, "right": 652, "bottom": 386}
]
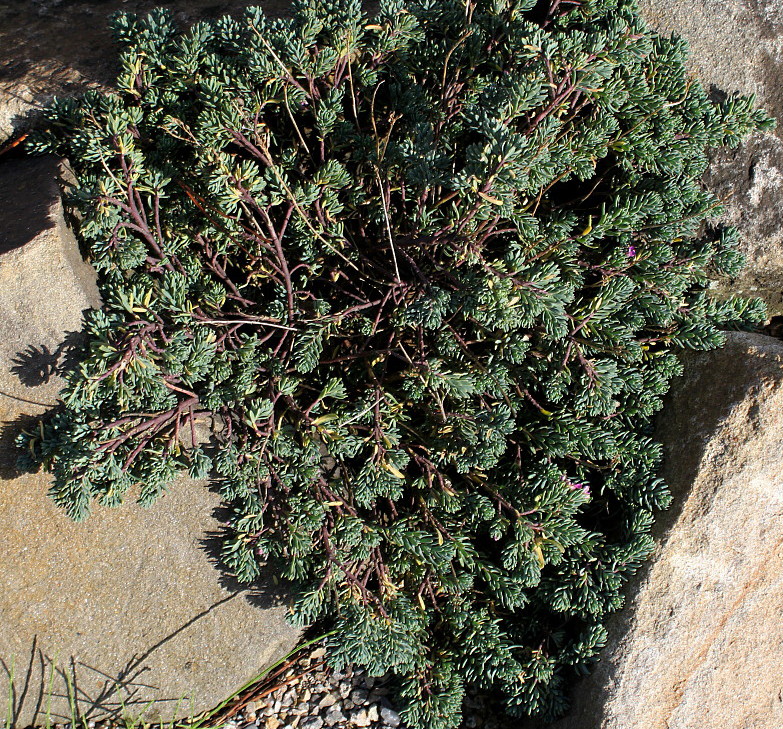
[
  {"left": 639, "top": 0, "right": 783, "bottom": 315},
  {"left": 0, "top": 156, "right": 300, "bottom": 726},
  {"left": 547, "top": 331, "right": 783, "bottom": 729}
]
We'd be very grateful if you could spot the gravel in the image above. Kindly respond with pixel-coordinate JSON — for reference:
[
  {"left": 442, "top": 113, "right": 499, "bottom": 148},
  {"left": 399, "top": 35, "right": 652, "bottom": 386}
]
[
  {"left": 223, "top": 646, "right": 409, "bottom": 729},
  {"left": 222, "top": 645, "right": 506, "bottom": 729},
  {"left": 35, "top": 645, "right": 505, "bottom": 729}
]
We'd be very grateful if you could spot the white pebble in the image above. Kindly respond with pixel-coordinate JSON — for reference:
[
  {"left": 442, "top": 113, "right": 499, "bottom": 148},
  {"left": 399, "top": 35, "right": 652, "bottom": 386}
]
[{"left": 380, "top": 706, "right": 401, "bottom": 727}]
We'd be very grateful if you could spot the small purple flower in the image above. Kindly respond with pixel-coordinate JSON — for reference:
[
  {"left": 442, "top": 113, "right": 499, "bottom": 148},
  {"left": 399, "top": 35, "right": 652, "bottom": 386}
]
[
  {"left": 565, "top": 479, "right": 591, "bottom": 499},
  {"left": 627, "top": 245, "right": 637, "bottom": 258}
]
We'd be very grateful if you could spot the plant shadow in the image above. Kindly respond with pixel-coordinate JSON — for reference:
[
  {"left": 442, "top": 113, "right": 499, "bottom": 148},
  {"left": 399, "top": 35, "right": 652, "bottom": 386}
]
[
  {"left": 0, "top": 410, "right": 51, "bottom": 481},
  {"left": 9, "top": 330, "right": 85, "bottom": 388},
  {"left": 0, "top": 329, "right": 87, "bottom": 480},
  {"left": 200, "top": 498, "right": 291, "bottom": 612},
  {"left": 2, "top": 627, "right": 230, "bottom": 726}
]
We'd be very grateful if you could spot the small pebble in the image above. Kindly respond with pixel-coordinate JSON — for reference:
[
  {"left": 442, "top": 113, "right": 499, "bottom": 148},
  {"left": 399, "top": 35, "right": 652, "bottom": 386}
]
[
  {"left": 324, "top": 706, "right": 347, "bottom": 726},
  {"left": 300, "top": 718, "right": 324, "bottom": 729},
  {"left": 351, "top": 688, "right": 369, "bottom": 704},
  {"left": 380, "top": 706, "right": 401, "bottom": 728},
  {"left": 318, "top": 692, "right": 338, "bottom": 709},
  {"left": 350, "top": 707, "right": 371, "bottom": 727}
]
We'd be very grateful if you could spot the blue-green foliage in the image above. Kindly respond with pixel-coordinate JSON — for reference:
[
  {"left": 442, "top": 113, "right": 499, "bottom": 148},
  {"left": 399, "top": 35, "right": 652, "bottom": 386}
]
[{"left": 20, "top": 0, "right": 771, "bottom": 727}]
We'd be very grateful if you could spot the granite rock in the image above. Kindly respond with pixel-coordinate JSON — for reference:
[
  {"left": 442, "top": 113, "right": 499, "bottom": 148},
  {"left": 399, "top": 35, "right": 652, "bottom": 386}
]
[{"left": 547, "top": 332, "right": 783, "bottom": 729}]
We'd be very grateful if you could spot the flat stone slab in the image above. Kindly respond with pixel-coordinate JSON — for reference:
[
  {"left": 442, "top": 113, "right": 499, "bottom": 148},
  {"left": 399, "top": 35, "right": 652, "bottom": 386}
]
[
  {"left": 0, "top": 473, "right": 299, "bottom": 726},
  {"left": 546, "top": 332, "right": 783, "bottom": 729},
  {"left": 0, "top": 155, "right": 300, "bottom": 725}
]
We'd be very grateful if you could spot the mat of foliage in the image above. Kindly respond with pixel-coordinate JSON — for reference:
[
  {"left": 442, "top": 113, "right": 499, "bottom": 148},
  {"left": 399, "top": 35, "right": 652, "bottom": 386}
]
[{"left": 20, "top": 0, "right": 771, "bottom": 727}]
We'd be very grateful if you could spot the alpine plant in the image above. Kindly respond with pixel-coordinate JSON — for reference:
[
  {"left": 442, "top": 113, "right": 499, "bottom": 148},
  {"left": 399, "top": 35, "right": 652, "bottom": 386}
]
[{"left": 21, "top": 0, "right": 771, "bottom": 726}]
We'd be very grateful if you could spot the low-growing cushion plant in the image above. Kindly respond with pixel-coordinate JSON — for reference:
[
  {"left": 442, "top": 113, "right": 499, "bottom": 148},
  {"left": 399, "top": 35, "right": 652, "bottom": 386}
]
[{"left": 20, "top": 0, "right": 772, "bottom": 726}]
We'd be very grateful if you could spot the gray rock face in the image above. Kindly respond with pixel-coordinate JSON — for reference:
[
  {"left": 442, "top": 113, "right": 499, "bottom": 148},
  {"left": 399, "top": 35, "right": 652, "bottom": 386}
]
[
  {"left": 0, "top": 156, "right": 300, "bottom": 725},
  {"left": 547, "top": 332, "right": 783, "bottom": 729},
  {"left": 0, "top": 155, "right": 100, "bottom": 423},
  {"left": 639, "top": 0, "right": 783, "bottom": 315}
]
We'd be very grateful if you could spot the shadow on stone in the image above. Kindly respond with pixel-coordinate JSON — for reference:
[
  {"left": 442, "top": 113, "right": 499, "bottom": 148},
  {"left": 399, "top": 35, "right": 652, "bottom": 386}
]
[
  {"left": 10, "top": 330, "right": 85, "bottom": 388},
  {"left": 762, "top": 313, "right": 783, "bottom": 339},
  {"left": 0, "top": 156, "right": 59, "bottom": 255},
  {"left": 0, "top": 411, "right": 46, "bottom": 480},
  {"left": 200, "top": 501, "right": 291, "bottom": 612},
  {"left": 706, "top": 83, "right": 728, "bottom": 105},
  {"left": 77, "top": 593, "right": 240, "bottom": 720},
  {"left": 10, "top": 344, "right": 63, "bottom": 388},
  {"left": 0, "top": 327, "right": 87, "bottom": 480},
  {"left": 3, "top": 588, "right": 276, "bottom": 725},
  {"left": 0, "top": 636, "right": 44, "bottom": 728}
]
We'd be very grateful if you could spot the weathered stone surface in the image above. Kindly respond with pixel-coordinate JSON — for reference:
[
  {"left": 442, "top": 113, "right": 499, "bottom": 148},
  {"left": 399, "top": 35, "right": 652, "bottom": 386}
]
[
  {"left": 547, "top": 332, "right": 783, "bottom": 729},
  {"left": 0, "top": 155, "right": 300, "bottom": 725},
  {"left": 0, "top": 474, "right": 300, "bottom": 726},
  {"left": 0, "top": 1, "right": 292, "bottom": 145},
  {"left": 639, "top": 0, "right": 783, "bottom": 315},
  {"left": 0, "top": 154, "right": 100, "bottom": 423}
]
